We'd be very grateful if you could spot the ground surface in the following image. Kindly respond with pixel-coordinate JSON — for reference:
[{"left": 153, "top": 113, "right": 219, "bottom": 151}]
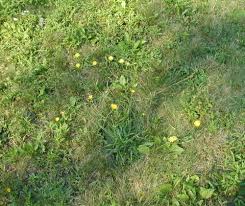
[{"left": 0, "top": 0, "right": 244, "bottom": 205}]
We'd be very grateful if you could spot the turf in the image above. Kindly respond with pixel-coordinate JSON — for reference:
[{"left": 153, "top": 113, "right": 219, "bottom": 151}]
[{"left": 0, "top": 0, "right": 244, "bottom": 205}]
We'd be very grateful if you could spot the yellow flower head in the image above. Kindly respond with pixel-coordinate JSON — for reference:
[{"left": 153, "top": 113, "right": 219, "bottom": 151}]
[
  {"left": 75, "top": 63, "right": 81, "bottom": 69},
  {"left": 168, "top": 136, "right": 178, "bottom": 143},
  {"left": 108, "top": 56, "right": 114, "bottom": 61},
  {"left": 92, "top": 61, "right": 97, "bottom": 66},
  {"left": 6, "top": 187, "right": 11, "bottom": 193},
  {"left": 130, "top": 89, "right": 135, "bottom": 94},
  {"left": 74, "top": 53, "right": 80, "bottom": 58},
  {"left": 88, "top": 94, "right": 93, "bottom": 101},
  {"left": 55, "top": 117, "right": 60, "bottom": 122},
  {"left": 60, "top": 111, "right": 65, "bottom": 116},
  {"left": 118, "top": 59, "right": 125, "bottom": 64},
  {"left": 194, "top": 120, "right": 201, "bottom": 128},
  {"left": 111, "top": 104, "right": 118, "bottom": 110}
]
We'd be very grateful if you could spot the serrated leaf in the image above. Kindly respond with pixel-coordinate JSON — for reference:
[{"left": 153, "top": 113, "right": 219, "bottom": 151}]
[
  {"left": 187, "top": 189, "right": 196, "bottom": 200},
  {"left": 190, "top": 175, "right": 200, "bottom": 183},
  {"left": 111, "top": 82, "right": 123, "bottom": 90},
  {"left": 159, "top": 184, "right": 173, "bottom": 194},
  {"left": 119, "top": 75, "right": 127, "bottom": 86},
  {"left": 154, "top": 136, "right": 162, "bottom": 145},
  {"left": 144, "top": 142, "right": 154, "bottom": 147},
  {"left": 171, "top": 144, "right": 184, "bottom": 155},
  {"left": 172, "top": 198, "right": 180, "bottom": 206},
  {"left": 199, "top": 187, "right": 214, "bottom": 199},
  {"left": 177, "top": 193, "right": 189, "bottom": 201},
  {"left": 69, "top": 96, "right": 77, "bottom": 106},
  {"left": 138, "top": 145, "right": 150, "bottom": 155}
]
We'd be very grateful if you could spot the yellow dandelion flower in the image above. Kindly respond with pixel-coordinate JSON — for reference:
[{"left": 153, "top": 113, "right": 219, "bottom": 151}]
[
  {"left": 168, "top": 136, "right": 178, "bottom": 143},
  {"left": 88, "top": 94, "right": 93, "bottom": 101},
  {"left": 55, "top": 117, "right": 60, "bottom": 122},
  {"left": 75, "top": 63, "right": 81, "bottom": 69},
  {"left": 92, "top": 60, "right": 97, "bottom": 66},
  {"left": 74, "top": 53, "right": 80, "bottom": 58},
  {"left": 194, "top": 120, "right": 201, "bottom": 128},
  {"left": 108, "top": 56, "right": 114, "bottom": 61},
  {"left": 111, "top": 104, "right": 118, "bottom": 110},
  {"left": 118, "top": 59, "right": 125, "bottom": 64},
  {"left": 6, "top": 187, "right": 11, "bottom": 193},
  {"left": 130, "top": 89, "right": 135, "bottom": 94}
]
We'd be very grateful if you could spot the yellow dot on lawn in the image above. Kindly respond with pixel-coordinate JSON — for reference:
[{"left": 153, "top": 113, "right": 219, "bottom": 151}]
[
  {"left": 55, "top": 117, "right": 60, "bottom": 122},
  {"left": 88, "top": 94, "right": 93, "bottom": 101},
  {"left": 130, "top": 89, "right": 135, "bottom": 94},
  {"left": 6, "top": 187, "right": 11, "bottom": 193},
  {"left": 118, "top": 59, "right": 125, "bottom": 64},
  {"left": 168, "top": 136, "right": 178, "bottom": 143},
  {"left": 60, "top": 111, "right": 65, "bottom": 116},
  {"left": 108, "top": 56, "right": 114, "bottom": 61},
  {"left": 92, "top": 61, "right": 97, "bottom": 66},
  {"left": 74, "top": 53, "right": 80, "bottom": 58},
  {"left": 75, "top": 63, "right": 81, "bottom": 68},
  {"left": 194, "top": 120, "right": 201, "bottom": 128},
  {"left": 111, "top": 104, "right": 118, "bottom": 110}
]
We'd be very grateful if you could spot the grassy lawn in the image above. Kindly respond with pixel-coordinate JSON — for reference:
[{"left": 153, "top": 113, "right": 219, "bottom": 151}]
[{"left": 0, "top": 0, "right": 244, "bottom": 205}]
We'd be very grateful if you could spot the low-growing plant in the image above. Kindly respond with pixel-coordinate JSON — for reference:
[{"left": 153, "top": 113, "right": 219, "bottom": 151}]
[{"left": 100, "top": 103, "right": 145, "bottom": 166}]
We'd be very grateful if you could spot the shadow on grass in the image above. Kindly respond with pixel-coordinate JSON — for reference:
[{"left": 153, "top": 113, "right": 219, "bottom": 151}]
[
  {"left": 147, "top": 8, "right": 244, "bottom": 124},
  {"left": 0, "top": 2, "right": 244, "bottom": 206},
  {"left": 228, "top": 181, "right": 245, "bottom": 206}
]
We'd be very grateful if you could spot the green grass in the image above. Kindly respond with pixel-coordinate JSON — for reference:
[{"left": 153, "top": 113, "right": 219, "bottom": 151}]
[{"left": 0, "top": 0, "right": 244, "bottom": 205}]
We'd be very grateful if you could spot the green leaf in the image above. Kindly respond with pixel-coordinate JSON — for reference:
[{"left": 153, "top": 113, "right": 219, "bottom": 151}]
[
  {"left": 119, "top": 75, "right": 127, "bottom": 86},
  {"left": 154, "top": 136, "right": 162, "bottom": 145},
  {"left": 187, "top": 189, "right": 196, "bottom": 200},
  {"left": 172, "top": 198, "right": 180, "bottom": 206},
  {"left": 199, "top": 187, "right": 214, "bottom": 199},
  {"left": 159, "top": 184, "right": 173, "bottom": 194},
  {"left": 111, "top": 82, "right": 123, "bottom": 90},
  {"left": 170, "top": 144, "right": 184, "bottom": 155},
  {"left": 144, "top": 142, "right": 154, "bottom": 147},
  {"left": 39, "top": 87, "right": 46, "bottom": 96},
  {"left": 69, "top": 96, "right": 77, "bottom": 106},
  {"left": 190, "top": 175, "right": 200, "bottom": 183},
  {"left": 134, "top": 40, "right": 141, "bottom": 49},
  {"left": 177, "top": 193, "right": 189, "bottom": 201},
  {"left": 121, "top": 0, "right": 126, "bottom": 8},
  {"left": 138, "top": 145, "right": 150, "bottom": 155}
]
